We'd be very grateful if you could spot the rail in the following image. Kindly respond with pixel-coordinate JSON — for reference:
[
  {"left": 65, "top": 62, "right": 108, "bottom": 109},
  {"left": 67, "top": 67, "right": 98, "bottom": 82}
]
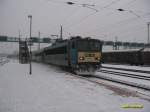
[{"left": 102, "top": 66, "right": 150, "bottom": 74}]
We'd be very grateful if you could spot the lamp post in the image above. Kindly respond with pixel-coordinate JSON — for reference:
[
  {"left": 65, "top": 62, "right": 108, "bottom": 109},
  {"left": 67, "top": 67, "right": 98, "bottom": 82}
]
[{"left": 28, "top": 15, "right": 32, "bottom": 75}]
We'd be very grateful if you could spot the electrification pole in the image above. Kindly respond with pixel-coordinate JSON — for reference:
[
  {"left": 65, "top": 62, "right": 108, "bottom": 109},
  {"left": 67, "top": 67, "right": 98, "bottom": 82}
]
[
  {"left": 38, "top": 31, "right": 40, "bottom": 50},
  {"left": 28, "top": 15, "right": 32, "bottom": 75},
  {"left": 60, "top": 25, "right": 63, "bottom": 40},
  {"left": 147, "top": 22, "right": 150, "bottom": 45}
]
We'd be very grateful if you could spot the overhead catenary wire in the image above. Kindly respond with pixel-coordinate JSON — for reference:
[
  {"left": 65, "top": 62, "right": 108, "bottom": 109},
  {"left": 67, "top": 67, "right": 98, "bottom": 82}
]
[
  {"left": 82, "top": 8, "right": 150, "bottom": 37},
  {"left": 47, "top": 0, "right": 99, "bottom": 32},
  {"left": 63, "top": 0, "right": 122, "bottom": 32},
  {"left": 46, "top": 0, "right": 148, "bottom": 42},
  {"left": 62, "top": 0, "right": 89, "bottom": 26},
  {"left": 125, "top": 0, "right": 138, "bottom": 8},
  {"left": 64, "top": 11, "right": 98, "bottom": 30},
  {"left": 64, "top": 0, "right": 149, "bottom": 32},
  {"left": 47, "top": 0, "right": 123, "bottom": 33}
]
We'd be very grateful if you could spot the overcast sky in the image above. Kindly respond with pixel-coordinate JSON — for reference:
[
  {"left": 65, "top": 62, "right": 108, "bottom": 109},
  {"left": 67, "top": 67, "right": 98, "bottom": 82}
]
[{"left": 0, "top": 0, "right": 150, "bottom": 42}]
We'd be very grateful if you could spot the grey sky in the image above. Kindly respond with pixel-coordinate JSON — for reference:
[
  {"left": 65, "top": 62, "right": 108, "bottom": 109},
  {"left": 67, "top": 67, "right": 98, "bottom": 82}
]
[{"left": 0, "top": 0, "right": 150, "bottom": 42}]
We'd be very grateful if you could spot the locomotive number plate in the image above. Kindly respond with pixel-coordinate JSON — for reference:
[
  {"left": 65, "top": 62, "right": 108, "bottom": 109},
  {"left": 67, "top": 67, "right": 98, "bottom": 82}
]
[{"left": 85, "top": 53, "right": 95, "bottom": 57}]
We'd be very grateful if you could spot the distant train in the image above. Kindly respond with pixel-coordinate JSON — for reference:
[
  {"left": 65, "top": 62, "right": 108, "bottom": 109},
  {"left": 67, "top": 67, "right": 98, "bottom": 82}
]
[
  {"left": 102, "top": 47, "right": 150, "bottom": 65},
  {"left": 32, "top": 36, "right": 103, "bottom": 75}
]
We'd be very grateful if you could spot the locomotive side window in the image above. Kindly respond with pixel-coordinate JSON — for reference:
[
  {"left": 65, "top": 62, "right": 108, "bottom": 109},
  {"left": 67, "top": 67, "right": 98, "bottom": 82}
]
[{"left": 45, "top": 46, "right": 67, "bottom": 55}]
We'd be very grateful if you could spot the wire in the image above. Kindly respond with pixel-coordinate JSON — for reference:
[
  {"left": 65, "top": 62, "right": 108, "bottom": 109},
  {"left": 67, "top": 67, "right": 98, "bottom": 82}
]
[
  {"left": 47, "top": 0, "right": 67, "bottom": 4},
  {"left": 125, "top": 9, "right": 141, "bottom": 18},
  {"left": 62, "top": 0, "right": 90, "bottom": 26},
  {"left": 64, "top": 0, "right": 122, "bottom": 32},
  {"left": 82, "top": 5, "right": 98, "bottom": 12},
  {"left": 101, "top": 0, "right": 121, "bottom": 9},
  {"left": 64, "top": 11, "right": 97, "bottom": 30},
  {"left": 47, "top": 0, "right": 146, "bottom": 40},
  {"left": 48, "top": 0, "right": 122, "bottom": 30},
  {"left": 62, "top": 7, "right": 81, "bottom": 26},
  {"left": 125, "top": 0, "right": 138, "bottom": 8},
  {"left": 82, "top": 11, "right": 149, "bottom": 36}
]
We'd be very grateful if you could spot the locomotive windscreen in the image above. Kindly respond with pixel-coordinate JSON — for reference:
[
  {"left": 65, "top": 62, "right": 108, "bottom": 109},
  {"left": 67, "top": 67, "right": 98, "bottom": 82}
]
[{"left": 77, "top": 40, "right": 101, "bottom": 51}]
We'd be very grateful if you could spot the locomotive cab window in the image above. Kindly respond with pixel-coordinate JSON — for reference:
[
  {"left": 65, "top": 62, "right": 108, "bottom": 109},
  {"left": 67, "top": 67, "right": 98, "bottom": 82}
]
[{"left": 77, "top": 40, "right": 100, "bottom": 51}]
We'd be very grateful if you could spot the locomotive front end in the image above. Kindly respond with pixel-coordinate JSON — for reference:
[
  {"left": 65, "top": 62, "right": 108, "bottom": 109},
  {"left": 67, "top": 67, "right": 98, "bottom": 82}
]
[
  {"left": 74, "top": 38, "right": 102, "bottom": 75},
  {"left": 78, "top": 52, "right": 101, "bottom": 63}
]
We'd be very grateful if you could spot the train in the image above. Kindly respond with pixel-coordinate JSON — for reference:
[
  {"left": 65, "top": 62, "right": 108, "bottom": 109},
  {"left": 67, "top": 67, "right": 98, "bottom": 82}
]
[
  {"left": 102, "top": 47, "right": 150, "bottom": 65},
  {"left": 32, "top": 36, "right": 103, "bottom": 75}
]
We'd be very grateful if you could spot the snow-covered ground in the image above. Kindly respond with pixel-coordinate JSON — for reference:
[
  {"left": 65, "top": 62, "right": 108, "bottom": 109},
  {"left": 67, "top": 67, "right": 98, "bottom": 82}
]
[{"left": 0, "top": 60, "right": 150, "bottom": 112}]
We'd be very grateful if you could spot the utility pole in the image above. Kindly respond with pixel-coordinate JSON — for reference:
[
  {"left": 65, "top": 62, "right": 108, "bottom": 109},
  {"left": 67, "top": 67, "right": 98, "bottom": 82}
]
[
  {"left": 147, "top": 22, "right": 150, "bottom": 45},
  {"left": 115, "top": 36, "right": 118, "bottom": 50},
  {"left": 28, "top": 15, "right": 32, "bottom": 75},
  {"left": 38, "top": 31, "right": 40, "bottom": 50},
  {"left": 19, "top": 30, "right": 21, "bottom": 63},
  {"left": 60, "top": 25, "right": 63, "bottom": 40},
  {"left": 113, "top": 36, "right": 118, "bottom": 50}
]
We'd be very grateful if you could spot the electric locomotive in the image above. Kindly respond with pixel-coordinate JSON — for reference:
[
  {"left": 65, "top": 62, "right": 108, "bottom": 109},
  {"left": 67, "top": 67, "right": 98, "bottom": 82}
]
[{"left": 32, "top": 36, "right": 103, "bottom": 75}]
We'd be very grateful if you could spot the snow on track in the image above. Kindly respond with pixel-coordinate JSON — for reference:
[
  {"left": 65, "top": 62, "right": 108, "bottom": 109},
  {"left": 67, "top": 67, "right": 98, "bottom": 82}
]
[
  {"left": 101, "top": 68, "right": 150, "bottom": 77},
  {"left": 0, "top": 60, "right": 150, "bottom": 112},
  {"left": 102, "top": 64, "right": 150, "bottom": 72}
]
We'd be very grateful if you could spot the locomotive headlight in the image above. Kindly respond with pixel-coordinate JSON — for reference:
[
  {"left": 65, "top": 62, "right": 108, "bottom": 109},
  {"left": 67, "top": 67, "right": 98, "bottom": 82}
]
[
  {"left": 79, "top": 57, "right": 84, "bottom": 60},
  {"left": 95, "top": 57, "right": 100, "bottom": 60}
]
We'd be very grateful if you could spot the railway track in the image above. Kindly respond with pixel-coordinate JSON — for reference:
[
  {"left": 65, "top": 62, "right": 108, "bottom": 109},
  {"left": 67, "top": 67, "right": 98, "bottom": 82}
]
[
  {"left": 67, "top": 70, "right": 150, "bottom": 91},
  {"left": 102, "top": 66, "right": 150, "bottom": 74},
  {"left": 65, "top": 72, "right": 150, "bottom": 100},
  {"left": 92, "top": 74, "right": 150, "bottom": 91},
  {"left": 98, "top": 69, "right": 150, "bottom": 81},
  {"left": 96, "top": 67, "right": 150, "bottom": 91}
]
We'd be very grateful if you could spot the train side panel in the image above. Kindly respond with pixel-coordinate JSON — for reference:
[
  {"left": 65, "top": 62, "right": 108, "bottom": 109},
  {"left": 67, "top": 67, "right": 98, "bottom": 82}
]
[{"left": 44, "top": 54, "right": 68, "bottom": 66}]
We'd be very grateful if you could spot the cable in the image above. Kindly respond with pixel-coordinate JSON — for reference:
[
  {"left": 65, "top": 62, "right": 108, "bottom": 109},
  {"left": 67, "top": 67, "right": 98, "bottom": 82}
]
[
  {"left": 125, "top": 0, "right": 138, "bottom": 8},
  {"left": 64, "top": 0, "right": 122, "bottom": 32},
  {"left": 62, "top": 0, "right": 89, "bottom": 26},
  {"left": 101, "top": 0, "right": 121, "bottom": 9},
  {"left": 64, "top": 11, "right": 97, "bottom": 30},
  {"left": 62, "top": 7, "right": 81, "bottom": 26},
  {"left": 47, "top": 0, "right": 67, "bottom": 4},
  {"left": 47, "top": 0, "right": 122, "bottom": 32},
  {"left": 82, "top": 8, "right": 150, "bottom": 36}
]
